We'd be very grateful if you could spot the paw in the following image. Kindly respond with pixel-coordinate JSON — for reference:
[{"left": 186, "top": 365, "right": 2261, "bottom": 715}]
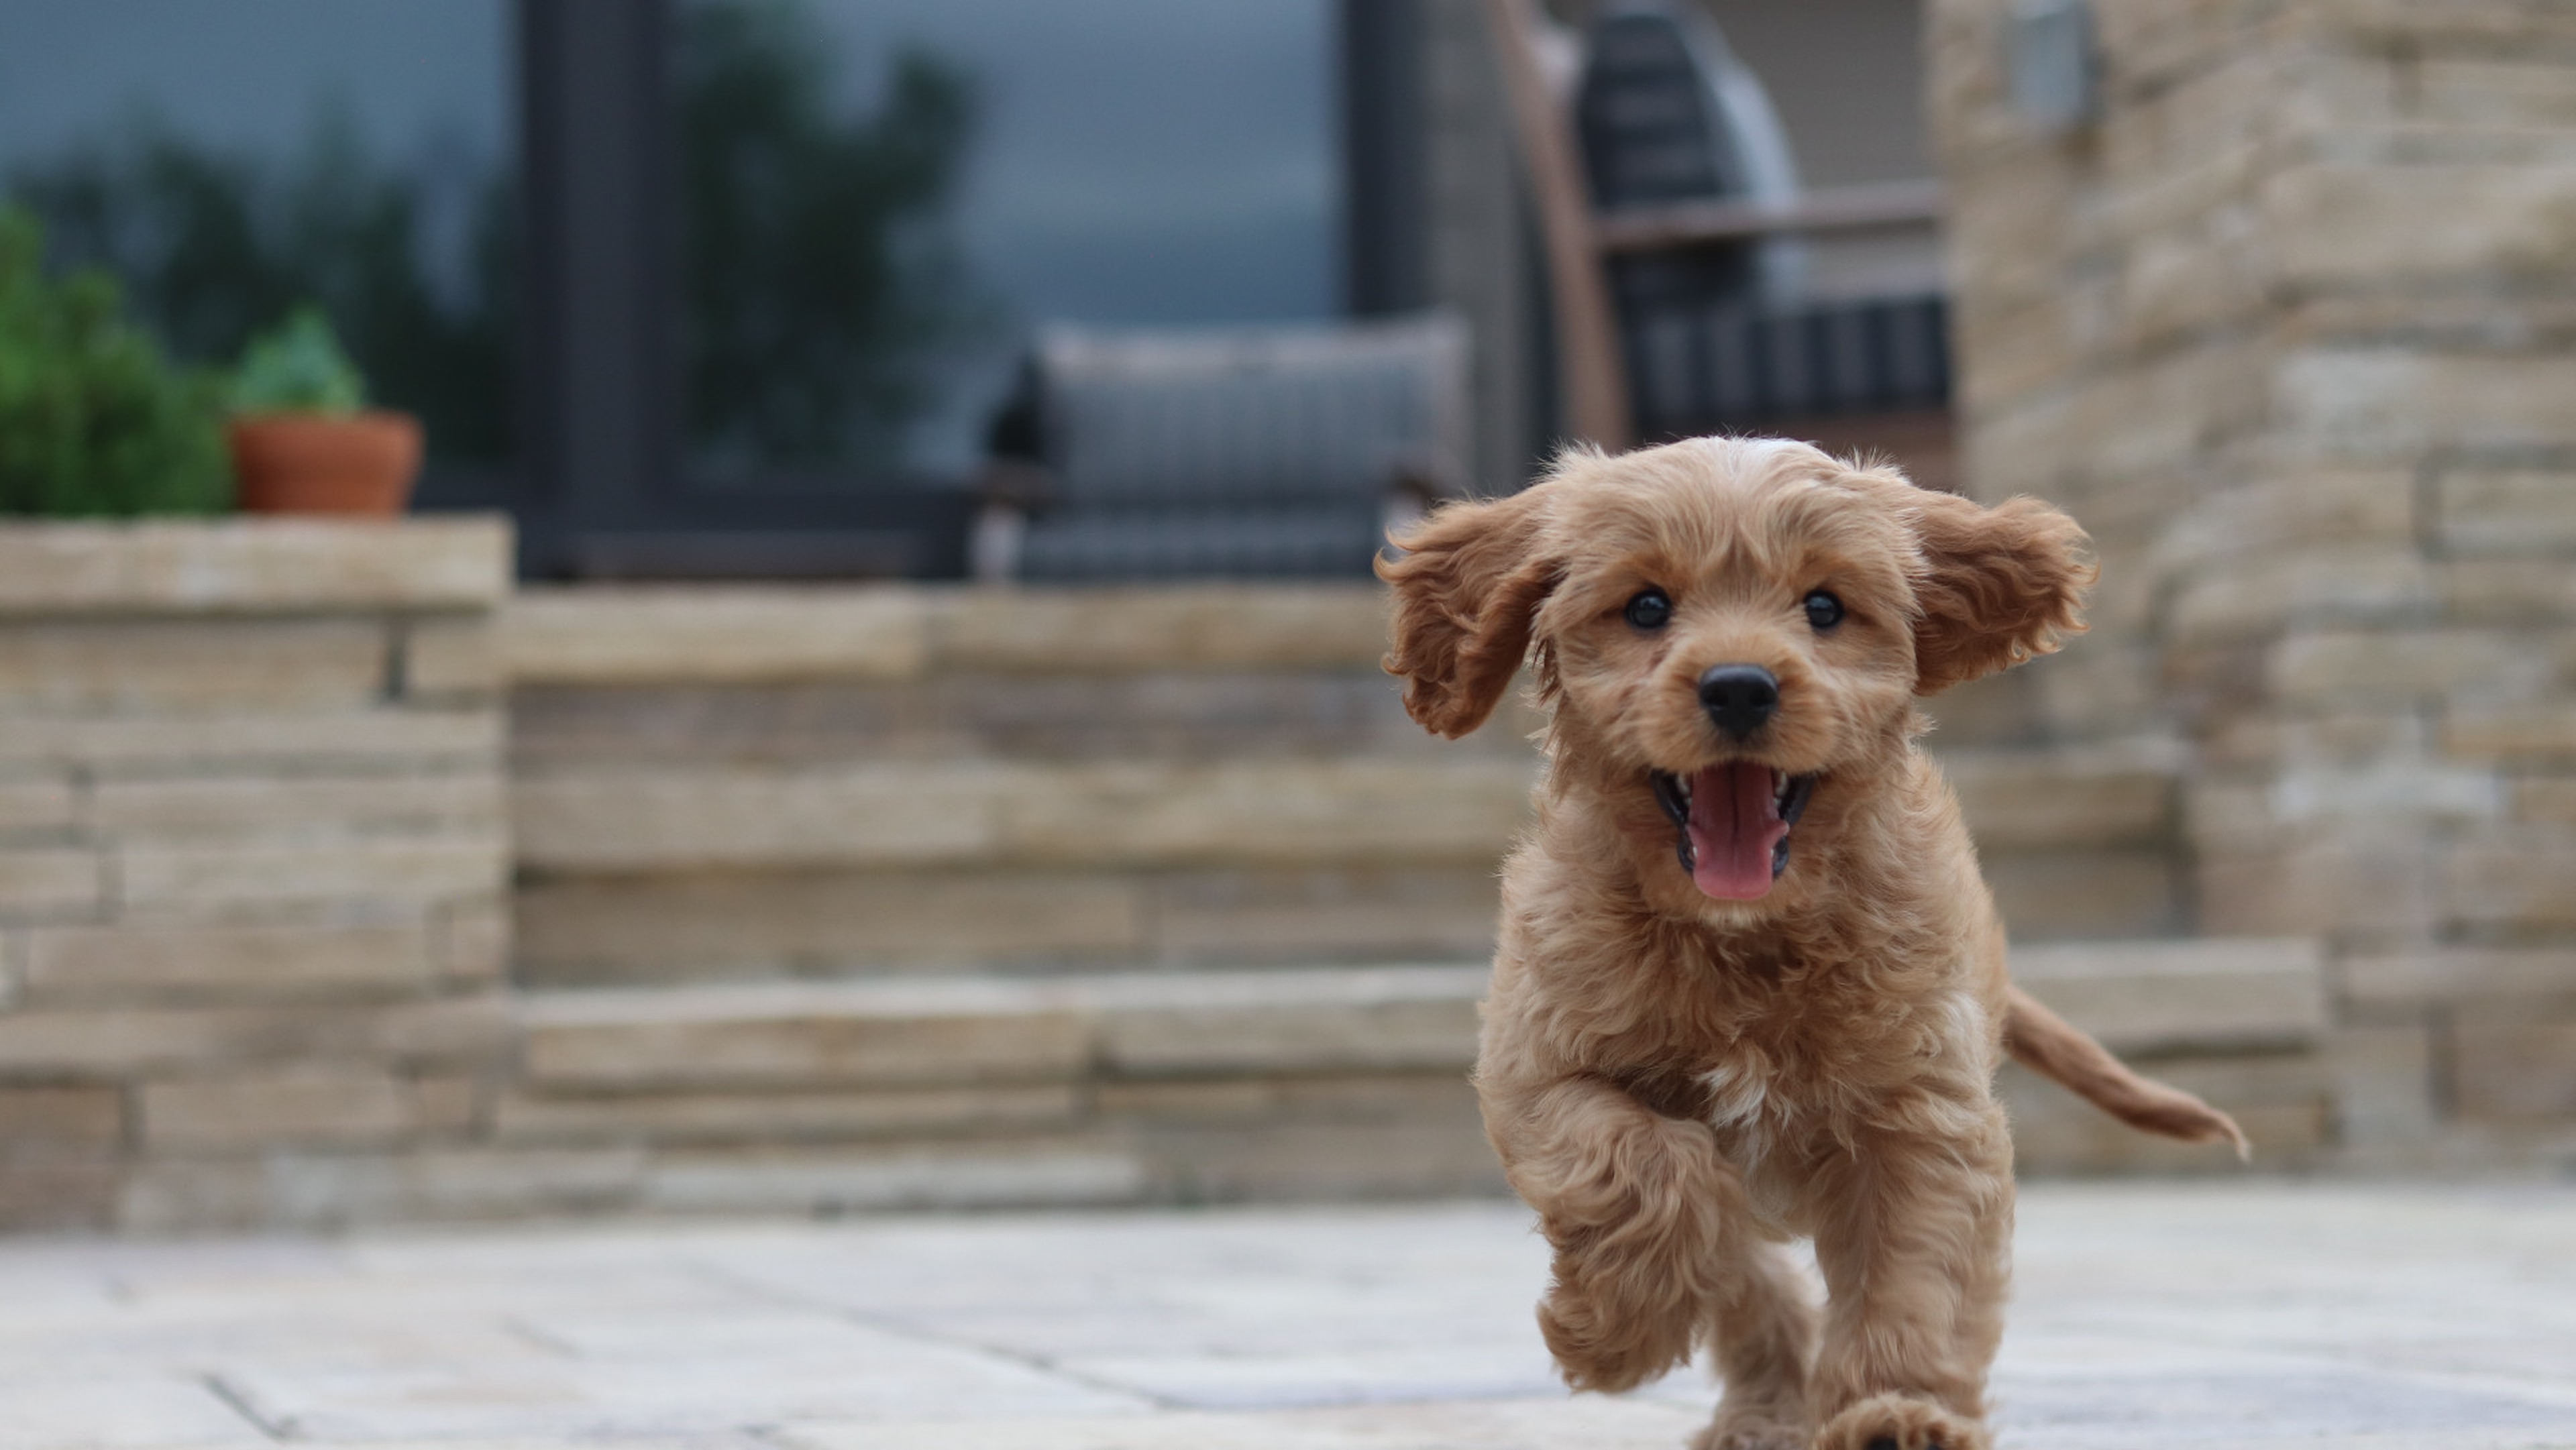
[
  {"left": 1536, "top": 1279, "right": 1692, "bottom": 1394},
  {"left": 1811, "top": 1392, "right": 1988, "bottom": 1450}
]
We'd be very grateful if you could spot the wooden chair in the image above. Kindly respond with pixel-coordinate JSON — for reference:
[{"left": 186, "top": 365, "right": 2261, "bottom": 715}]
[{"left": 1483, "top": 0, "right": 1957, "bottom": 488}]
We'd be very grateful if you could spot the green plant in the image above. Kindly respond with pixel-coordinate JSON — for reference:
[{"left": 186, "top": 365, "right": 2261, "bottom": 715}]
[
  {"left": 11, "top": 109, "right": 513, "bottom": 462},
  {"left": 228, "top": 306, "right": 367, "bottom": 416},
  {"left": 0, "top": 207, "right": 228, "bottom": 516}
]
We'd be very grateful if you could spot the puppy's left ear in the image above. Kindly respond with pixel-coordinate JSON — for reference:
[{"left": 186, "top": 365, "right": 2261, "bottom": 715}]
[
  {"left": 1907, "top": 488, "right": 2094, "bottom": 695},
  {"left": 1376, "top": 484, "right": 1558, "bottom": 738}
]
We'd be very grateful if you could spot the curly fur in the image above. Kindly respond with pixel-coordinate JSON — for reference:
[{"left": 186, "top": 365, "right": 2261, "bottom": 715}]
[{"left": 1377, "top": 437, "right": 2241, "bottom": 1450}]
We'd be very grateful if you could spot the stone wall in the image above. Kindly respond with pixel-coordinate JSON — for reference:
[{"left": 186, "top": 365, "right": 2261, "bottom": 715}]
[
  {"left": 0, "top": 521, "right": 513, "bottom": 1229},
  {"left": 489, "top": 584, "right": 1536, "bottom": 1219},
  {"left": 504, "top": 585, "right": 1545, "bottom": 985},
  {"left": 0, "top": 520, "right": 2357, "bottom": 1228},
  {"left": 1930, "top": 0, "right": 2576, "bottom": 1166},
  {"left": 0, "top": 560, "right": 1534, "bottom": 1229}
]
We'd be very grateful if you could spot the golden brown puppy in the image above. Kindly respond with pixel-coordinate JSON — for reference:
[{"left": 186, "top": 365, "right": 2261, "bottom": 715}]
[{"left": 1379, "top": 437, "right": 2241, "bottom": 1450}]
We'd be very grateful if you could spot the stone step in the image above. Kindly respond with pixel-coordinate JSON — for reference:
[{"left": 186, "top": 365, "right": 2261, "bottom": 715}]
[
  {"left": 497, "top": 939, "right": 2325, "bottom": 1178},
  {"left": 508, "top": 742, "right": 2184, "bottom": 985},
  {"left": 513, "top": 744, "right": 2171, "bottom": 874},
  {"left": 117, "top": 1137, "right": 1154, "bottom": 1229},
  {"left": 512, "top": 757, "right": 1541, "bottom": 873},
  {"left": 513, "top": 740, "right": 2169, "bottom": 870},
  {"left": 1937, "top": 738, "right": 2188, "bottom": 941},
  {"left": 505, "top": 583, "right": 1398, "bottom": 683},
  {"left": 125, "top": 939, "right": 2335, "bottom": 1223},
  {"left": 513, "top": 964, "right": 1489, "bottom": 1093},
  {"left": 2005, "top": 936, "right": 2334, "bottom": 1174},
  {"left": 2009, "top": 936, "right": 2329, "bottom": 1056},
  {"left": 497, "top": 965, "right": 1498, "bottom": 1215},
  {"left": 503, "top": 582, "right": 2189, "bottom": 966},
  {"left": 511, "top": 862, "right": 1509, "bottom": 988},
  {"left": 1937, "top": 738, "right": 2182, "bottom": 851},
  {"left": 509, "top": 937, "right": 2315, "bottom": 1099},
  {"left": 511, "top": 665, "right": 1546, "bottom": 769}
]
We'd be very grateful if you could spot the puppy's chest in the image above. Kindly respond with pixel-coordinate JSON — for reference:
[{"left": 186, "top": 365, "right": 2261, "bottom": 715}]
[
  {"left": 1618, "top": 1020, "right": 1821, "bottom": 1154},
  {"left": 1648, "top": 997, "right": 1877, "bottom": 1186},
  {"left": 1671, "top": 1042, "right": 1813, "bottom": 1231},
  {"left": 1687, "top": 1038, "right": 1805, "bottom": 1150}
]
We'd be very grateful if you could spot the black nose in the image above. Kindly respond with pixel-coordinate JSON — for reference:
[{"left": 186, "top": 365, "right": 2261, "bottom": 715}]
[{"left": 1697, "top": 664, "right": 1779, "bottom": 739}]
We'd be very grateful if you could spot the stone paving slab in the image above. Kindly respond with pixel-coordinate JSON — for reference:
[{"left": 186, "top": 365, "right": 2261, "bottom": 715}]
[{"left": 0, "top": 1182, "right": 2569, "bottom": 1449}]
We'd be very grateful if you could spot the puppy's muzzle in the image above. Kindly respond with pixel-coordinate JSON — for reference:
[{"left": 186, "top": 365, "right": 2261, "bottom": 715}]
[{"left": 1697, "top": 664, "right": 1778, "bottom": 740}]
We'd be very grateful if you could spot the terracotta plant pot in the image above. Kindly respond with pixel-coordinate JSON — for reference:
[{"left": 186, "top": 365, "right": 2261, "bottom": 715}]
[{"left": 226, "top": 412, "right": 423, "bottom": 516}]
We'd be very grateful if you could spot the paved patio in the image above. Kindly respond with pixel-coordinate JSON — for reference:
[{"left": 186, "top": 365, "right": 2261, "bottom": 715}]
[{"left": 1, "top": 1180, "right": 2571, "bottom": 1450}]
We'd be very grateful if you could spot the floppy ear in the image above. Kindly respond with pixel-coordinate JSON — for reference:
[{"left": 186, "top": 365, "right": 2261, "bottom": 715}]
[
  {"left": 1907, "top": 488, "right": 2094, "bottom": 695},
  {"left": 1376, "top": 486, "right": 1558, "bottom": 738}
]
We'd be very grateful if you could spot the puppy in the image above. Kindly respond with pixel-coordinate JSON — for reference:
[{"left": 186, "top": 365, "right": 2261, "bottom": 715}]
[{"left": 1378, "top": 438, "right": 2241, "bottom": 1450}]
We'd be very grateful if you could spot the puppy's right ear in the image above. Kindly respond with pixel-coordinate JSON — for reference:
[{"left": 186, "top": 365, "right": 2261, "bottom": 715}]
[{"left": 1376, "top": 486, "right": 1557, "bottom": 738}]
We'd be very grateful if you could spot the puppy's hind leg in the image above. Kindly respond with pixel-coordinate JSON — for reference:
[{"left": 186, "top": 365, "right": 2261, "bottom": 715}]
[
  {"left": 1692, "top": 1241, "right": 1818, "bottom": 1450},
  {"left": 1488, "top": 1076, "right": 1757, "bottom": 1394}
]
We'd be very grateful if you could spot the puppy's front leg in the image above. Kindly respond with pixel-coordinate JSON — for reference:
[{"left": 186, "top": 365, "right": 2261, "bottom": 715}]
[
  {"left": 1805, "top": 1102, "right": 2013, "bottom": 1450},
  {"left": 1485, "top": 1073, "right": 1766, "bottom": 1394}
]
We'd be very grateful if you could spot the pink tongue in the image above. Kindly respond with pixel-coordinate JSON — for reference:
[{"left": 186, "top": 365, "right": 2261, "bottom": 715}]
[{"left": 1687, "top": 763, "right": 1787, "bottom": 900}]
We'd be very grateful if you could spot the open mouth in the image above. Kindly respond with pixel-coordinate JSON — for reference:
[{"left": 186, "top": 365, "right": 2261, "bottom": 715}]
[{"left": 1649, "top": 765, "right": 1819, "bottom": 901}]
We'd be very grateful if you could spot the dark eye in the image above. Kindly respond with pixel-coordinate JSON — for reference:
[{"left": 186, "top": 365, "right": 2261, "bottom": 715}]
[
  {"left": 1803, "top": 590, "right": 1844, "bottom": 631},
  {"left": 1624, "top": 589, "right": 1672, "bottom": 630}
]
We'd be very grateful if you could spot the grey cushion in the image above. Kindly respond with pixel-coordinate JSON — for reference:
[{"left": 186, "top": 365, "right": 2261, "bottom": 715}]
[{"left": 1016, "top": 313, "right": 1468, "bottom": 580}]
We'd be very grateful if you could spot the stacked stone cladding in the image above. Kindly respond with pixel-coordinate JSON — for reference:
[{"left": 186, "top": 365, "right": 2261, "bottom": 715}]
[
  {"left": 1931, "top": 0, "right": 2576, "bottom": 1163},
  {"left": 0, "top": 521, "right": 513, "bottom": 1228},
  {"left": 0, "top": 520, "right": 2348, "bottom": 1228},
  {"left": 504, "top": 585, "right": 1544, "bottom": 987}
]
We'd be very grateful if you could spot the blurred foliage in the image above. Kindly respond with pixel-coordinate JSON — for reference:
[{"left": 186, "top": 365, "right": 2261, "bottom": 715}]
[
  {"left": 230, "top": 306, "right": 368, "bottom": 416},
  {"left": 5, "top": 105, "right": 511, "bottom": 464},
  {"left": 3, "top": 0, "right": 983, "bottom": 480},
  {"left": 680, "top": 0, "right": 988, "bottom": 472},
  {"left": 0, "top": 207, "right": 229, "bottom": 516}
]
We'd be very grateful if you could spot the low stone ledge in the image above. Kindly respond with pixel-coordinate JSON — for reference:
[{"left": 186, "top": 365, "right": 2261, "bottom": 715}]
[
  {"left": 633, "top": 1141, "right": 1148, "bottom": 1215},
  {"left": 116, "top": 1146, "right": 652, "bottom": 1231},
  {"left": 1085, "top": 964, "right": 1488, "bottom": 1076},
  {"left": 513, "top": 965, "right": 1489, "bottom": 1095},
  {"left": 925, "top": 585, "right": 1391, "bottom": 674},
  {"left": 0, "top": 516, "right": 521, "bottom": 1229},
  {"left": 124, "top": 1134, "right": 1156, "bottom": 1229},
  {"left": 505, "top": 588, "right": 931, "bottom": 684},
  {"left": 136, "top": 1066, "right": 419, "bottom": 1152},
  {"left": 0, "top": 995, "right": 513, "bottom": 1078},
  {"left": 518, "top": 982, "right": 1095, "bottom": 1091},
  {"left": 1940, "top": 738, "right": 2184, "bottom": 851},
  {"left": 511, "top": 759, "right": 1538, "bottom": 871},
  {"left": 0, "top": 518, "right": 510, "bottom": 616},
  {"left": 0, "top": 710, "right": 503, "bottom": 770},
  {"left": 2004, "top": 1050, "right": 2333, "bottom": 1174},
  {"left": 21, "top": 922, "right": 445, "bottom": 1005},
  {"left": 2012, "top": 937, "right": 2329, "bottom": 1055},
  {"left": 504, "top": 582, "right": 1393, "bottom": 685},
  {"left": 490, "top": 1082, "right": 1084, "bottom": 1147}
]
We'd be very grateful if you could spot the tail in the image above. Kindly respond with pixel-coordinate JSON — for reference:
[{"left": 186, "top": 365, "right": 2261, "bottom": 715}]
[{"left": 2004, "top": 986, "right": 2249, "bottom": 1158}]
